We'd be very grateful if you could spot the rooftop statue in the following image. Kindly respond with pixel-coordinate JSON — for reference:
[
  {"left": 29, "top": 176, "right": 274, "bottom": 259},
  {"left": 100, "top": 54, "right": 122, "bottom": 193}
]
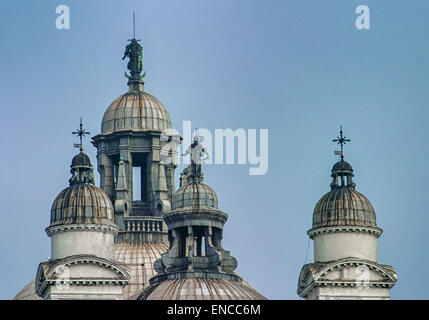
[
  {"left": 180, "top": 135, "right": 210, "bottom": 186},
  {"left": 122, "top": 38, "right": 146, "bottom": 81}
]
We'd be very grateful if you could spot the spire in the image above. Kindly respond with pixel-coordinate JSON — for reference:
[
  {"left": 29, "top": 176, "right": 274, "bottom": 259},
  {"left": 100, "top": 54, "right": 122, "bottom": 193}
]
[
  {"left": 122, "top": 13, "right": 146, "bottom": 92},
  {"left": 330, "top": 126, "right": 355, "bottom": 189}
]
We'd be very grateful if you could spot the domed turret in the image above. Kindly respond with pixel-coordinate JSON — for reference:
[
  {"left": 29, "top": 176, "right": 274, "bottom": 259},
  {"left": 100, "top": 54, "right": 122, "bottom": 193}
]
[
  {"left": 312, "top": 160, "right": 377, "bottom": 229},
  {"left": 92, "top": 37, "right": 177, "bottom": 224},
  {"left": 141, "top": 140, "right": 265, "bottom": 300},
  {"left": 46, "top": 121, "right": 119, "bottom": 260},
  {"left": 50, "top": 152, "right": 115, "bottom": 227},
  {"left": 307, "top": 128, "right": 382, "bottom": 262},
  {"left": 297, "top": 127, "right": 397, "bottom": 300}
]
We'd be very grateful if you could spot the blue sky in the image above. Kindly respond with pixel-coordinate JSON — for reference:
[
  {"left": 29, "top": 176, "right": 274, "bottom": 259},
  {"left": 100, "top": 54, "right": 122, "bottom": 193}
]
[{"left": 1, "top": 0, "right": 428, "bottom": 299}]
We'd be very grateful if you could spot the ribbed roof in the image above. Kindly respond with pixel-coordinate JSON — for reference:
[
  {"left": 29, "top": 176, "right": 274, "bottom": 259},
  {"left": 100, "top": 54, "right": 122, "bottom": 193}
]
[
  {"left": 115, "top": 242, "right": 169, "bottom": 299},
  {"left": 172, "top": 183, "right": 218, "bottom": 210},
  {"left": 50, "top": 183, "right": 114, "bottom": 227},
  {"left": 13, "top": 279, "right": 42, "bottom": 300},
  {"left": 312, "top": 187, "right": 377, "bottom": 228},
  {"left": 101, "top": 91, "right": 172, "bottom": 134},
  {"left": 145, "top": 278, "right": 266, "bottom": 300}
]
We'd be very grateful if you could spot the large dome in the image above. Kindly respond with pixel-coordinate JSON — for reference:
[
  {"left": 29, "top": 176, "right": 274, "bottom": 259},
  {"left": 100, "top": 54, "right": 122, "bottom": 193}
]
[
  {"left": 114, "top": 242, "right": 169, "bottom": 299},
  {"left": 312, "top": 187, "right": 377, "bottom": 229},
  {"left": 144, "top": 278, "right": 266, "bottom": 300},
  {"left": 101, "top": 91, "right": 172, "bottom": 134}
]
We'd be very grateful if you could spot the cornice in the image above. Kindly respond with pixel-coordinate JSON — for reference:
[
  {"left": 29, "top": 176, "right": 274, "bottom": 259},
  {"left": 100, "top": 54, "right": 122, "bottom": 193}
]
[
  {"left": 46, "top": 223, "right": 119, "bottom": 237},
  {"left": 307, "top": 225, "right": 383, "bottom": 239}
]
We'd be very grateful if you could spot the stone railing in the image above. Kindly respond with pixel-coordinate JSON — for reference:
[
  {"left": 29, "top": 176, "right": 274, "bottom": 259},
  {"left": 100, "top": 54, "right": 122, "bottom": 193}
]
[
  {"left": 124, "top": 216, "right": 166, "bottom": 233},
  {"left": 117, "top": 216, "right": 168, "bottom": 244}
]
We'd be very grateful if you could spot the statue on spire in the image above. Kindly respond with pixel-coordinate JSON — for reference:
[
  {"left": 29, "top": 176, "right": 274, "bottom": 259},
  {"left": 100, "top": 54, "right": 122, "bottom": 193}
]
[
  {"left": 123, "top": 38, "right": 145, "bottom": 82},
  {"left": 123, "top": 13, "right": 145, "bottom": 82}
]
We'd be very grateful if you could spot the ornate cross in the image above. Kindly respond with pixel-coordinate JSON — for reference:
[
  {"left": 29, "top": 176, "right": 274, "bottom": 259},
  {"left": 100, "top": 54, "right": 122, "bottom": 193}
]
[
  {"left": 72, "top": 118, "right": 90, "bottom": 152},
  {"left": 332, "top": 125, "right": 351, "bottom": 160}
]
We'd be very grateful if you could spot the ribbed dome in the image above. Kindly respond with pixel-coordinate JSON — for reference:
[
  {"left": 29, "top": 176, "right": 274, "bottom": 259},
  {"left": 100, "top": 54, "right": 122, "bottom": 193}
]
[
  {"left": 50, "top": 183, "right": 114, "bottom": 227},
  {"left": 312, "top": 187, "right": 377, "bottom": 229},
  {"left": 114, "top": 242, "right": 169, "bottom": 299},
  {"left": 172, "top": 183, "right": 218, "bottom": 210},
  {"left": 71, "top": 152, "right": 91, "bottom": 167},
  {"left": 145, "top": 278, "right": 266, "bottom": 300},
  {"left": 101, "top": 91, "right": 172, "bottom": 134}
]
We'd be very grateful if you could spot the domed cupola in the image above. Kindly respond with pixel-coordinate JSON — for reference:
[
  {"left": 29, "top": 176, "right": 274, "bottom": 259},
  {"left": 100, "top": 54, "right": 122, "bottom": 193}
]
[
  {"left": 312, "top": 158, "right": 377, "bottom": 229},
  {"left": 140, "top": 140, "right": 266, "bottom": 300},
  {"left": 100, "top": 37, "right": 171, "bottom": 135},
  {"left": 297, "top": 128, "right": 398, "bottom": 300},
  {"left": 46, "top": 120, "right": 118, "bottom": 260},
  {"left": 92, "top": 36, "right": 178, "bottom": 226},
  {"left": 49, "top": 151, "right": 114, "bottom": 227},
  {"left": 101, "top": 92, "right": 172, "bottom": 134},
  {"left": 172, "top": 171, "right": 218, "bottom": 210},
  {"left": 307, "top": 127, "right": 383, "bottom": 262}
]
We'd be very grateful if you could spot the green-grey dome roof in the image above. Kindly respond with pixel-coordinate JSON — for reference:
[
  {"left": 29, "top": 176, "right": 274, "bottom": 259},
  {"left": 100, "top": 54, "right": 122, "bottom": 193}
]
[
  {"left": 172, "top": 182, "right": 218, "bottom": 210},
  {"left": 50, "top": 152, "right": 114, "bottom": 227},
  {"left": 50, "top": 183, "right": 114, "bottom": 227},
  {"left": 312, "top": 187, "right": 377, "bottom": 229},
  {"left": 101, "top": 91, "right": 172, "bottom": 134},
  {"left": 144, "top": 278, "right": 266, "bottom": 300}
]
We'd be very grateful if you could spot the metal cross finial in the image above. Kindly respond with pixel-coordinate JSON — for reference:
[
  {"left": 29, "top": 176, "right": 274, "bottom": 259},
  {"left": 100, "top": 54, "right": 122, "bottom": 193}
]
[
  {"left": 72, "top": 118, "right": 90, "bottom": 152},
  {"left": 332, "top": 125, "right": 351, "bottom": 160}
]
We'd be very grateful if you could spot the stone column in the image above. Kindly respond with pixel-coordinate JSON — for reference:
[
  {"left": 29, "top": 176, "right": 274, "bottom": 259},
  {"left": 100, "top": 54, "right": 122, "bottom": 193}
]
[{"left": 98, "top": 153, "right": 114, "bottom": 199}]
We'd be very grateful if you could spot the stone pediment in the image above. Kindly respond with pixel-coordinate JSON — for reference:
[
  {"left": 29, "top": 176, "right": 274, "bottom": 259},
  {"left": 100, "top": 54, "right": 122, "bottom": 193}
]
[
  {"left": 297, "top": 257, "right": 397, "bottom": 298},
  {"left": 35, "top": 255, "right": 130, "bottom": 298}
]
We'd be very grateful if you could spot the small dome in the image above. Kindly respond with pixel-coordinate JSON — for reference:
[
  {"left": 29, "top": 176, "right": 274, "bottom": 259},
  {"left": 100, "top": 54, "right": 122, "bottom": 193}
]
[
  {"left": 71, "top": 152, "right": 91, "bottom": 167},
  {"left": 172, "top": 183, "right": 218, "bottom": 210},
  {"left": 101, "top": 91, "right": 172, "bottom": 134},
  {"left": 312, "top": 187, "right": 376, "bottom": 229},
  {"left": 50, "top": 183, "right": 114, "bottom": 227},
  {"left": 332, "top": 159, "right": 353, "bottom": 173},
  {"left": 145, "top": 278, "right": 266, "bottom": 300}
]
